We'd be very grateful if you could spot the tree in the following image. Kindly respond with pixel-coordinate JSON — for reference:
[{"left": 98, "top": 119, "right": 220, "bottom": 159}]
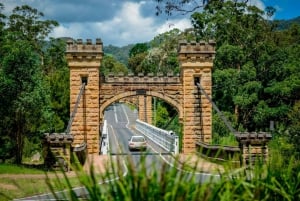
[
  {"left": 129, "top": 43, "right": 149, "bottom": 57},
  {"left": 0, "top": 40, "right": 51, "bottom": 164},
  {"left": 43, "top": 38, "right": 70, "bottom": 132},
  {"left": 141, "top": 28, "right": 188, "bottom": 75},
  {"left": 153, "top": 101, "right": 170, "bottom": 128},
  {"left": 287, "top": 101, "right": 300, "bottom": 157},
  {"left": 7, "top": 5, "right": 58, "bottom": 67},
  {"left": 128, "top": 52, "right": 148, "bottom": 74},
  {"left": 101, "top": 55, "right": 128, "bottom": 76},
  {"left": 0, "top": 3, "right": 6, "bottom": 57},
  {"left": 154, "top": 0, "right": 260, "bottom": 17},
  {"left": 7, "top": 5, "right": 58, "bottom": 48},
  {"left": 155, "top": 0, "right": 210, "bottom": 16},
  {"left": 127, "top": 43, "right": 149, "bottom": 74},
  {"left": 0, "top": 5, "right": 59, "bottom": 163},
  {"left": 190, "top": 1, "right": 287, "bottom": 131}
]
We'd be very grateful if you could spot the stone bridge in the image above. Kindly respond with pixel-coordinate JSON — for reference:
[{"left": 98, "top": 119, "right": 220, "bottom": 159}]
[{"left": 66, "top": 39, "right": 215, "bottom": 154}]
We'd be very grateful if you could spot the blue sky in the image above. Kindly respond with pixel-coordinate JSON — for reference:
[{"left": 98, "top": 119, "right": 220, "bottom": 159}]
[
  {"left": 267, "top": 0, "right": 300, "bottom": 19},
  {"left": 1, "top": 0, "right": 299, "bottom": 46}
]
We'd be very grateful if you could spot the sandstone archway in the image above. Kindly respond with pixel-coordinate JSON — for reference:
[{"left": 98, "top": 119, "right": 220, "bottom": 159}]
[{"left": 66, "top": 39, "right": 215, "bottom": 154}]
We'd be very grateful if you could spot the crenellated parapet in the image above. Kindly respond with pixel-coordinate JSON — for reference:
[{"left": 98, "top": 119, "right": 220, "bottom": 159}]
[
  {"left": 66, "top": 38, "right": 103, "bottom": 67},
  {"left": 104, "top": 72, "right": 180, "bottom": 84},
  {"left": 178, "top": 40, "right": 216, "bottom": 63}
]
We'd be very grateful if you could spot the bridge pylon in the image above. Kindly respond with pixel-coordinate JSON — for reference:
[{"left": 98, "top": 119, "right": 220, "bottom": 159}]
[
  {"left": 66, "top": 38, "right": 103, "bottom": 154},
  {"left": 178, "top": 40, "right": 216, "bottom": 153}
]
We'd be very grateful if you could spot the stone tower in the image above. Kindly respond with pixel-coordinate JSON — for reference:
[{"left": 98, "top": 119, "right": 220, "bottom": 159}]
[
  {"left": 178, "top": 41, "right": 216, "bottom": 153},
  {"left": 66, "top": 38, "right": 103, "bottom": 154}
]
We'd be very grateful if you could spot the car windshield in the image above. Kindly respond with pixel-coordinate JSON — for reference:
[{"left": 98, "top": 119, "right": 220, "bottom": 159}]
[{"left": 132, "top": 136, "right": 145, "bottom": 142}]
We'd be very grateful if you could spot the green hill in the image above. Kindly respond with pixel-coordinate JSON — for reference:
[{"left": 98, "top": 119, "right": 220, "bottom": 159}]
[
  {"left": 275, "top": 16, "right": 300, "bottom": 30},
  {"left": 103, "top": 44, "right": 135, "bottom": 65}
]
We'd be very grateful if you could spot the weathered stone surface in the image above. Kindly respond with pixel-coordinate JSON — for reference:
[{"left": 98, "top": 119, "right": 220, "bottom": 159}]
[
  {"left": 179, "top": 41, "right": 215, "bottom": 152},
  {"left": 67, "top": 39, "right": 102, "bottom": 154}
]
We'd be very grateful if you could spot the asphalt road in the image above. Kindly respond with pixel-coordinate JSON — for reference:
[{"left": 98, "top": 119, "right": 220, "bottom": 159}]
[
  {"left": 106, "top": 103, "right": 167, "bottom": 154},
  {"left": 105, "top": 103, "right": 169, "bottom": 174}
]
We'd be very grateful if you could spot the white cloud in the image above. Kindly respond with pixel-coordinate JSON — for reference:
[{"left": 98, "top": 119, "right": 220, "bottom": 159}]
[
  {"left": 249, "top": 0, "right": 265, "bottom": 11},
  {"left": 50, "top": 1, "right": 191, "bottom": 46},
  {"left": 4, "top": 0, "right": 192, "bottom": 46},
  {"left": 155, "top": 19, "right": 192, "bottom": 35}
]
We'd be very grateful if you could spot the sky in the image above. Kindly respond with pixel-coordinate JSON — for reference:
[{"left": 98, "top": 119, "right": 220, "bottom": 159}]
[{"left": 1, "top": 0, "right": 300, "bottom": 47}]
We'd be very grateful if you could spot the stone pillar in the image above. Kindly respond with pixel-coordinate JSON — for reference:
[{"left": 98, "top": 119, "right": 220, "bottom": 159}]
[
  {"left": 66, "top": 38, "right": 103, "bottom": 154},
  {"left": 236, "top": 132, "right": 272, "bottom": 165},
  {"left": 146, "top": 96, "right": 152, "bottom": 125},
  {"left": 138, "top": 96, "right": 152, "bottom": 124},
  {"left": 178, "top": 41, "right": 215, "bottom": 153}
]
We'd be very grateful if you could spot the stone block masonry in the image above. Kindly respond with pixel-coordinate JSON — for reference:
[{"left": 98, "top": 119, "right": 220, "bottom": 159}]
[
  {"left": 178, "top": 40, "right": 215, "bottom": 153},
  {"left": 66, "top": 39, "right": 103, "bottom": 154}
]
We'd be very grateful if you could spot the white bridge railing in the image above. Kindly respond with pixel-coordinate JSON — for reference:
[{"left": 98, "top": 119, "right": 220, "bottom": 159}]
[
  {"left": 135, "top": 119, "right": 179, "bottom": 154},
  {"left": 100, "top": 120, "right": 109, "bottom": 155}
]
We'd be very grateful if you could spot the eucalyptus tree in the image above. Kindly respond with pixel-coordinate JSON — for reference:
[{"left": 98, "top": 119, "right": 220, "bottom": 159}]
[
  {"left": 7, "top": 5, "right": 58, "bottom": 51},
  {"left": 0, "top": 5, "right": 59, "bottom": 163},
  {"left": 43, "top": 38, "right": 70, "bottom": 133},
  {"left": 7, "top": 5, "right": 58, "bottom": 67},
  {"left": 193, "top": 1, "right": 300, "bottom": 136},
  {"left": 145, "top": 28, "right": 183, "bottom": 75},
  {"left": 0, "top": 40, "right": 52, "bottom": 164},
  {"left": 140, "top": 28, "right": 194, "bottom": 76}
]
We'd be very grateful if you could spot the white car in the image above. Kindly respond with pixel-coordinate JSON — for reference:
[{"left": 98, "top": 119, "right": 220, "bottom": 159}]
[{"left": 128, "top": 135, "right": 147, "bottom": 151}]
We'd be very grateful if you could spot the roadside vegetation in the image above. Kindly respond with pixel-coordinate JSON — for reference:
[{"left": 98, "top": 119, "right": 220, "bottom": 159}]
[
  {"left": 57, "top": 155, "right": 300, "bottom": 201},
  {"left": 2, "top": 153, "right": 299, "bottom": 200}
]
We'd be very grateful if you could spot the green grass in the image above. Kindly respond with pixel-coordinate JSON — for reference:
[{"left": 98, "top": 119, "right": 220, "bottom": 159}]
[
  {"left": 0, "top": 163, "right": 45, "bottom": 174},
  {"left": 0, "top": 162, "right": 101, "bottom": 201},
  {"left": 212, "top": 133, "right": 239, "bottom": 146},
  {"left": 0, "top": 173, "right": 85, "bottom": 201}
]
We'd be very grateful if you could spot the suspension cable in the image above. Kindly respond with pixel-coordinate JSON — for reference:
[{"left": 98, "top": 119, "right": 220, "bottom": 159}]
[
  {"left": 162, "top": 113, "right": 178, "bottom": 130},
  {"left": 196, "top": 82, "right": 236, "bottom": 134},
  {"left": 65, "top": 83, "right": 86, "bottom": 134}
]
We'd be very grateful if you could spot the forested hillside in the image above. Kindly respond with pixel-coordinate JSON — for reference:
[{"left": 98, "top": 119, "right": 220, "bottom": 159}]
[
  {"left": 276, "top": 16, "right": 300, "bottom": 30},
  {"left": 104, "top": 44, "right": 134, "bottom": 65}
]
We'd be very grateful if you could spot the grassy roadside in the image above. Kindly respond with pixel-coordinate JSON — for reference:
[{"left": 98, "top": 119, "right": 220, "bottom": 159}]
[
  {"left": 0, "top": 154, "right": 222, "bottom": 200},
  {"left": 0, "top": 164, "right": 87, "bottom": 200}
]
